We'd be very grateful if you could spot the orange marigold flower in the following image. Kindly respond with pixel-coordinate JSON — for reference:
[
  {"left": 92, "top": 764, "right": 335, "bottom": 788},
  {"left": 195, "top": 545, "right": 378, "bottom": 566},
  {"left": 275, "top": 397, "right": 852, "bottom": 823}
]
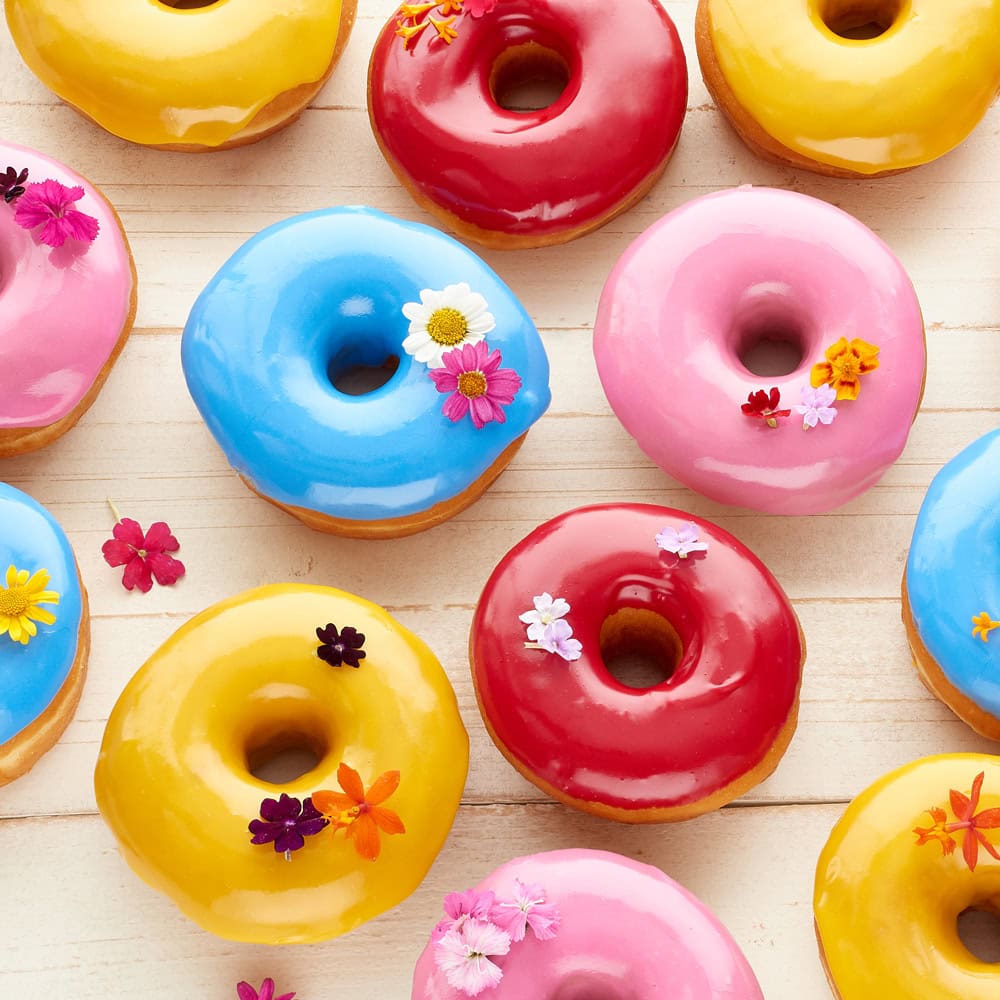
[
  {"left": 313, "top": 763, "right": 405, "bottom": 861},
  {"left": 810, "top": 337, "right": 880, "bottom": 401},
  {"left": 972, "top": 612, "right": 1000, "bottom": 642},
  {"left": 913, "top": 772, "right": 1000, "bottom": 872}
]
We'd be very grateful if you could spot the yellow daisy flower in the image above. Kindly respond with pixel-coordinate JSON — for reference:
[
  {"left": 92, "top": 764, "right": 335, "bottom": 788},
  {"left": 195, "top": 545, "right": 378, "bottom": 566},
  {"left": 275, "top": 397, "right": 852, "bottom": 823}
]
[{"left": 0, "top": 565, "right": 60, "bottom": 645}]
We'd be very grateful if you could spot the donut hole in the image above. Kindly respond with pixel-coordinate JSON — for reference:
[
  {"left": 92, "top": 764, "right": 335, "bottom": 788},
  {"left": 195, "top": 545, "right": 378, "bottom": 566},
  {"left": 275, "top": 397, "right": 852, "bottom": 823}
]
[
  {"left": 958, "top": 906, "right": 1000, "bottom": 964},
  {"left": 158, "top": 0, "right": 224, "bottom": 9},
  {"left": 246, "top": 725, "right": 328, "bottom": 785},
  {"left": 737, "top": 320, "right": 805, "bottom": 378},
  {"left": 490, "top": 43, "right": 570, "bottom": 113},
  {"left": 820, "top": 0, "right": 903, "bottom": 39},
  {"left": 599, "top": 608, "right": 682, "bottom": 690},
  {"left": 328, "top": 353, "right": 400, "bottom": 396}
]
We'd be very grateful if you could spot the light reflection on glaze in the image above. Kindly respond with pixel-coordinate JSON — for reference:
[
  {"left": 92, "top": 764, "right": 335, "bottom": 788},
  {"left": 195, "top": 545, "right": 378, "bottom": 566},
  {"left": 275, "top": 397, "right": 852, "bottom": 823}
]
[
  {"left": 411, "top": 849, "right": 765, "bottom": 999},
  {"left": 470, "top": 505, "right": 802, "bottom": 813},
  {"left": 94, "top": 584, "right": 469, "bottom": 944},
  {"left": 815, "top": 755, "right": 1000, "bottom": 999},
  {"left": 181, "top": 207, "right": 550, "bottom": 523},
  {"left": 905, "top": 430, "right": 1000, "bottom": 719},
  {"left": 368, "top": 0, "right": 688, "bottom": 240},
  {"left": 0, "top": 483, "right": 83, "bottom": 746},
  {"left": 4, "top": 0, "right": 351, "bottom": 147},
  {"left": 593, "top": 187, "right": 925, "bottom": 515},
  {"left": 0, "top": 142, "right": 134, "bottom": 428},
  {"left": 704, "top": 0, "right": 1000, "bottom": 174}
]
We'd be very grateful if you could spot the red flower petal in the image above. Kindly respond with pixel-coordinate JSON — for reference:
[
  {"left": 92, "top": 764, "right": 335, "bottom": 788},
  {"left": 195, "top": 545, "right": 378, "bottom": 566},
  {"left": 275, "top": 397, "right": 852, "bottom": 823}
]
[
  {"left": 973, "top": 809, "right": 1000, "bottom": 829},
  {"left": 963, "top": 828, "right": 980, "bottom": 871},
  {"left": 145, "top": 551, "right": 185, "bottom": 587},
  {"left": 976, "top": 829, "right": 1000, "bottom": 861},
  {"left": 121, "top": 555, "right": 153, "bottom": 593},
  {"left": 951, "top": 789, "right": 973, "bottom": 821},
  {"left": 143, "top": 521, "right": 180, "bottom": 554},
  {"left": 970, "top": 772, "right": 985, "bottom": 811},
  {"left": 101, "top": 538, "right": 135, "bottom": 568},
  {"left": 112, "top": 517, "right": 145, "bottom": 548},
  {"left": 337, "top": 762, "right": 365, "bottom": 804}
]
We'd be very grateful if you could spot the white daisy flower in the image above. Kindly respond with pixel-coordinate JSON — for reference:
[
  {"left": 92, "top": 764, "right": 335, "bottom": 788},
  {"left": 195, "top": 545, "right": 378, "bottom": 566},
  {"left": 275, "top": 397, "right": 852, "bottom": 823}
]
[{"left": 401, "top": 282, "right": 496, "bottom": 368}]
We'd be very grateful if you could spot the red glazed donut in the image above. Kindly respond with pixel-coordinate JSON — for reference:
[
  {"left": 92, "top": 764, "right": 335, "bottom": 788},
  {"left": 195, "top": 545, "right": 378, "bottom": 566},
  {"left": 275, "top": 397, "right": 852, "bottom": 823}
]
[
  {"left": 367, "top": 0, "right": 688, "bottom": 249},
  {"left": 470, "top": 504, "right": 804, "bottom": 822}
]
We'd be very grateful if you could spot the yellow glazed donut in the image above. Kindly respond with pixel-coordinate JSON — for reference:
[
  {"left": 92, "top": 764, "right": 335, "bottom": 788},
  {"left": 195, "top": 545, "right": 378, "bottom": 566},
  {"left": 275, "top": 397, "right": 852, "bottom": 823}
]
[
  {"left": 4, "top": 0, "right": 357, "bottom": 150},
  {"left": 815, "top": 754, "right": 1000, "bottom": 999},
  {"left": 696, "top": 0, "right": 1000, "bottom": 177},
  {"left": 94, "top": 584, "right": 469, "bottom": 944}
]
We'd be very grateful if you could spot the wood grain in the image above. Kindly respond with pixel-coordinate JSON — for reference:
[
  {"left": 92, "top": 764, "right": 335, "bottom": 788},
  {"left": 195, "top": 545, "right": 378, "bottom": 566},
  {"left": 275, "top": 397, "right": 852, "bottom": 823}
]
[{"left": 1, "top": 0, "right": 998, "bottom": 995}]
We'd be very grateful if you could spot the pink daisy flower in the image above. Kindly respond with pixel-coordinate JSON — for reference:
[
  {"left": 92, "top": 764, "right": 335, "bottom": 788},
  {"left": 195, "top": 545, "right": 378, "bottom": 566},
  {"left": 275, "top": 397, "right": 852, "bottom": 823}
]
[
  {"left": 432, "top": 888, "right": 500, "bottom": 942},
  {"left": 429, "top": 340, "right": 521, "bottom": 430},
  {"left": 434, "top": 920, "right": 511, "bottom": 996},
  {"left": 101, "top": 517, "right": 185, "bottom": 593},
  {"left": 236, "top": 979, "right": 295, "bottom": 1000},
  {"left": 13, "top": 179, "right": 100, "bottom": 248},
  {"left": 492, "top": 879, "right": 561, "bottom": 942}
]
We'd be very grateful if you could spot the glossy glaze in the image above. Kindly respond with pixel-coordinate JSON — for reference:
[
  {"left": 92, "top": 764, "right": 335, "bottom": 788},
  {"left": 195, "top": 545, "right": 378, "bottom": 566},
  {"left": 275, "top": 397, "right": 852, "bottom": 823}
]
[
  {"left": 181, "top": 207, "right": 550, "bottom": 523},
  {"left": 815, "top": 755, "right": 1000, "bottom": 999},
  {"left": 0, "top": 142, "right": 134, "bottom": 429},
  {"left": 593, "top": 187, "right": 925, "bottom": 515},
  {"left": 412, "top": 849, "right": 765, "bottom": 999},
  {"left": 905, "top": 430, "right": 1000, "bottom": 720},
  {"left": 94, "top": 584, "right": 469, "bottom": 944},
  {"left": 470, "top": 505, "right": 802, "bottom": 816},
  {"left": 5, "top": 0, "right": 350, "bottom": 147},
  {"left": 368, "top": 0, "right": 688, "bottom": 242},
  {"left": 0, "top": 483, "right": 83, "bottom": 746},
  {"left": 703, "top": 0, "right": 1000, "bottom": 174}
]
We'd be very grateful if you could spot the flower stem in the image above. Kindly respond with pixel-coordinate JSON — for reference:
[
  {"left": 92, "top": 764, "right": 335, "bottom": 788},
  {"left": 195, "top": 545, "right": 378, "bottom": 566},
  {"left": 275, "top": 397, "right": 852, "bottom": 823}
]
[{"left": 106, "top": 498, "right": 123, "bottom": 524}]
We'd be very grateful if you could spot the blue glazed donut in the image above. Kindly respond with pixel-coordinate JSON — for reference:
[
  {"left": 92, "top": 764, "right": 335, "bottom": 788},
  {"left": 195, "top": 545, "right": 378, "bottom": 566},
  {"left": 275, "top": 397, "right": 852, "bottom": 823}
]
[
  {"left": 903, "top": 429, "right": 1000, "bottom": 739},
  {"left": 181, "top": 207, "right": 551, "bottom": 537},
  {"left": 0, "top": 482, "right": 87, "bottom": 784}
]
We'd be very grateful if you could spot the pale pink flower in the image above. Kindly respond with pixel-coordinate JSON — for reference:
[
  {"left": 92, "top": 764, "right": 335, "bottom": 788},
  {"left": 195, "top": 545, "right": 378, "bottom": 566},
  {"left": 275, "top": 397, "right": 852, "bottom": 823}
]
[
  {"left": 14, "top": 179, "right": 99, "bottom": 248},
  {"left": 429, "top": 340, "right": 521, "bottom": 430},
  {"left": 538, "top": 618, "right": 582, "bottom": 662},
  {"left": 655, "top": 523, "right": 708, "bottom": 559},
  {"left": 794, "top": 383, "right": 838, "bottom": 430},
  {"left": 519, "top": 593, "right": 571, "bottom": 642},
  {"left": 431, "top": 888, "right": 499, "bottom": 942},
  {"left": 492, "top": 879, "right": 561, "bottom": 942},
  {"left": 434, "top": 920, "right": 511, "bottom": 996}
]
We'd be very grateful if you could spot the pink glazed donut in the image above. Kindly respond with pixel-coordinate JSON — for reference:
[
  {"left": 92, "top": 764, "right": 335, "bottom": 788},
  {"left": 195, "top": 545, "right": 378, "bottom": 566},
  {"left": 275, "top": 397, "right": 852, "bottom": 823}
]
[
  {"left": 0, "top": 142, "right": 136, "bottom": 457},
  {"left": 412, "top": 849, "right": 764, "bottom": 999},
  {"left": 593, "top": 186, "right": 926, "bottom": 515}
]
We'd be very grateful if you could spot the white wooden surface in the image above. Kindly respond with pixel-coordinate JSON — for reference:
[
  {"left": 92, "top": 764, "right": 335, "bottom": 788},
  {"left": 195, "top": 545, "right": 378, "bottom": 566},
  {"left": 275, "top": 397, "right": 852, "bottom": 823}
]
[{"left": 2, "top": 1, "right": 999, "bottom": 996}]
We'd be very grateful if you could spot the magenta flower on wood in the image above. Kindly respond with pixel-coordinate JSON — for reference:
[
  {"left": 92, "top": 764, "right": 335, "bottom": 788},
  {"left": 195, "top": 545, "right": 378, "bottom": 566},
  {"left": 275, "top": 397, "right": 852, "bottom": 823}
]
[
  {"left": 1, "top": 166, "right": 28, "bottom": 203},
  {"left": 429, "top": 340, "right": 521, "bottom": 429},
  {"left": 741, "top": 387, "right": 790, "bottom": 428},
  {"left": 236, "top": 979, "right": 295, "bottom": 1000},
  {"left": 316, "top": 623, "right": 366, "bottom": 667},
  {"left": 101, "top": 507, "right": 185, "bottom": 593},
  {"left": 913, "top": 772, "right": 1000, "bottom": 872},
  {"left": 794, "top": 384, "right": 838, "bottom": 430},
  {"left": 655, "top": 523, "right": 708, "bottom": 559},
  {"left": 249, "top": 793, "right": 328, "bottom": 859},
  {"left": 14, "top": 179, "right": 99, "bottom": 248}
]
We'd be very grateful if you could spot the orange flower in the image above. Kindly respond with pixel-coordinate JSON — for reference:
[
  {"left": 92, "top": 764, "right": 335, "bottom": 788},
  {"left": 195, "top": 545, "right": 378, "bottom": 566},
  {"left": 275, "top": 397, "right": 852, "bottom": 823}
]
[
  {"left": 913, "top": 772, "right": 1000, "bottom": 871},
  {"left": 972, "top": 612, "right": 1000, "bottom": 642},
  {"left": 313, "top": 763, "right": 405, "bottom": 861},
  {"left": 810, "top": 337, "right": 880, "bottom": 400}
]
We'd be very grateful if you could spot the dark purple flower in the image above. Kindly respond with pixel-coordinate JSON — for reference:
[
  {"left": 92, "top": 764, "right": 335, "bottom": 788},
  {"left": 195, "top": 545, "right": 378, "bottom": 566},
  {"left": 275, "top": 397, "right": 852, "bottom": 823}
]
[
  {"left": 1, "top": 166, "right": 28, "bottom": 204},
  {"left": 316, "top": 623, "right": 366, "bottom": 668},
  {"left": 249, "top": 793, "right": 328, "bottom": 858}
]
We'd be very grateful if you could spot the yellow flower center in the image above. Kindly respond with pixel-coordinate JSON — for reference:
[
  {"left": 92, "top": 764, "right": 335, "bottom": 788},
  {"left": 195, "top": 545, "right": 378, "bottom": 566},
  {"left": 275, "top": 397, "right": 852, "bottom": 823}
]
[
  {"left": 831, "top": 352, "right": 861, "bottom": 381},
  {"left": 0, "top": 585, "right": 29, "bottom": 617},
  {"left": 426, "top": 307, "right": 469, "bottom": 346},
  {"left": 458, "top": 371, "right": 488, "bottom": 398}
]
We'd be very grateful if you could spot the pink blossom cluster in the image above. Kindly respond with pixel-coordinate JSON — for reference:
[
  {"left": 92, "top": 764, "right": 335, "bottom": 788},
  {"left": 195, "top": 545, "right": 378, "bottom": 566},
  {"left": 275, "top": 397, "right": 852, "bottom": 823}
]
[{"left": 432, "top": 881, "right": 560, "bottom": 996}]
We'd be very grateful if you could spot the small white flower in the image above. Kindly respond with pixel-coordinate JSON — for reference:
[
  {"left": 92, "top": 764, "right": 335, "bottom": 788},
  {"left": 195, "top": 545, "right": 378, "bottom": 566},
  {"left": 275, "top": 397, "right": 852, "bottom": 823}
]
[
  {"left": 655, "top": 523, "right": 708, "bottom": 559},
  {"left": 401, "top": 282, "right": 496, "bottom": 369},
  {"left": 518, "top": 592, "right": 571, "bottom": 642},
  {"left": 434, "top": 920, "right": 511, "bottom": 996},
  {"left": 794, "top": 384, "right": 838, "bottom": 430}
]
